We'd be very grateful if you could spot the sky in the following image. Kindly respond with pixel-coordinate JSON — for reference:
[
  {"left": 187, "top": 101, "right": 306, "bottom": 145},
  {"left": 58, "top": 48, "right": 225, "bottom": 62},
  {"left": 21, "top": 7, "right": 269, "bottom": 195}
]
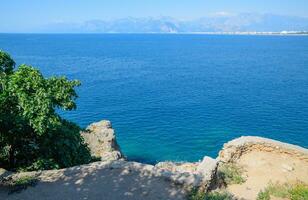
[{"left": 1, "top": 0, "right": 308, "bottom": 32}]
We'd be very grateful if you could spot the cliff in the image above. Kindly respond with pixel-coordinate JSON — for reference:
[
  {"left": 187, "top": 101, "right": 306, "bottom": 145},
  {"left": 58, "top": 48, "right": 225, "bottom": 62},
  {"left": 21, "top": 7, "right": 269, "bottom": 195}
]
[
  {"left": 81, "top": 120, "right": 123, "bottom": 161},
  {"left": 81, "top": 120, "right": 218, "bottom": 189},
  {"left": 0, "top": 120, "right": 307, "bottom": 200}
]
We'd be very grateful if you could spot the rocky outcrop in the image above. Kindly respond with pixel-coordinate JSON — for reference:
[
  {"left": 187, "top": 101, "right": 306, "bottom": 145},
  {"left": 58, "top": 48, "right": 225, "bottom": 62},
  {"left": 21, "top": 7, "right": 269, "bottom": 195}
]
[
  {"left": 0, "top": 160, "right": 187, "bottom": 200},
  {"left": 154, "top": 156, "right": 218, "bottom": 189},
  {"left": 80, "top": 119, "right": 219, "bottom": 189},
  {"left": 154, "top": 161, "right": 198, "bottom": 174},
  {"left": 2, "top": 126, "right": 308, "bottom": 200},
  {"left": 0, "top": 168, "right": 11, "bottom": 181},
  {"left": 80, "top": 125, "right": 308, "bottom": 191},
  {"left": 219, "top": 136, "right": 308, "bottom": 200},
  {"left": 81, "top": 120, "right": 123, "bottom": 161},
  {"left": 218, "top": 136, "right": 308, "bottom": 163},
  {"left": 197, "top": 156, "right": 218, "bottom": 187}
]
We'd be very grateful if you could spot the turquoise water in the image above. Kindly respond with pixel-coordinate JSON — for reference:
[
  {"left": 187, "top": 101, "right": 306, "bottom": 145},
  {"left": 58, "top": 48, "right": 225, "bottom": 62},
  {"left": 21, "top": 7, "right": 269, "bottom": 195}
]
[{"left": 1, "top": 34, "right": 308, "bottom": 163}]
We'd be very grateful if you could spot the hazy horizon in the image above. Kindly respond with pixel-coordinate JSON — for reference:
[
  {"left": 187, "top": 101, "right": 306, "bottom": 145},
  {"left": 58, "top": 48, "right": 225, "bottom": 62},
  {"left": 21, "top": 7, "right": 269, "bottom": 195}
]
[
  {"left": 1, "top": 0, "right": 308, "bottom": 33},
  {"left": 1, "top": 13, "right": 308, "bottom": 34}
]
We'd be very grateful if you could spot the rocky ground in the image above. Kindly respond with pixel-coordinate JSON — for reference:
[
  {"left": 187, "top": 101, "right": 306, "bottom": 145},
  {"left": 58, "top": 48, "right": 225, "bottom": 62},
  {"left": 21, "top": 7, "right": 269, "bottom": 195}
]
[
  {"left": 0, "top": 121, "right": 307, "bottom": 200},
  {"left": 219, "top": 136, "right": 308, "bottom": 200},
  {"left": 0, "top": 161, "right": 187, "bottom": 200}
]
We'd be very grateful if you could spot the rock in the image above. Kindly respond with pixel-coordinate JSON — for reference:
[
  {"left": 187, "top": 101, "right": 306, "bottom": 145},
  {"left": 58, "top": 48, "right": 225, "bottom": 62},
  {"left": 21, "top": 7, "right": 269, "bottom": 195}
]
[
  {"left": 281, "top": 164, "right": 294, "bottom": 172},
  {"left": 81, "top": 120, "right": 123, "bottom": 161},
  {"left": 0, "top": 168, "right": 11, "bottom": 184},
  {"left": 0, "top": 168, "right": 7, "bottom": 177},
  {"left": 153, "top": 157, "right": 218, "bottom": 189},
  {"left": 155, "top": 161, "right": 198, "bottom": 174},
  {"left": 218, "top": 136, "right": 308, "bottom": 163},
  {"left": 154, "top": 169, "right": 203, "bottom": 187},
  {"left": 196, "top": 156, "right": 218, "bottom": 190},
  {"left": 153, "top": 161, "right": 203, "bottom": 186}
]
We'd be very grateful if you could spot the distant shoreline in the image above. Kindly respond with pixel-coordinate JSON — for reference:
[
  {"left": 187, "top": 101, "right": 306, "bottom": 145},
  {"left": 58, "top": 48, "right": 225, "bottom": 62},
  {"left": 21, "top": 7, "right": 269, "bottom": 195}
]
[
  {"left": 1, "top": 31, "right": 308, "bottom": 35},
  {"left": 178, "top": 31, "right": 308, "bottom": 36}
]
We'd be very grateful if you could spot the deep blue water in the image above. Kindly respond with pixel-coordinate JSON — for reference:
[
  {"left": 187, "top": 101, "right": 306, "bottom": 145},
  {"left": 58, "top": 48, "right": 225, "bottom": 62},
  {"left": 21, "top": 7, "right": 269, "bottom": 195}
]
[{"left": 1, "top": 34, "right": 308, "bottom": 163}]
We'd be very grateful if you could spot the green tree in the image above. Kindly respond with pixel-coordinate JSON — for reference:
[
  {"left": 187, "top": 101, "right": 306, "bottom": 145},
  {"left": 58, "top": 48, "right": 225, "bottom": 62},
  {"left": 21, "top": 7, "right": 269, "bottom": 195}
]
[
  {"left": 0, "top": 50, "right": 91, "bottom": 170},
  {"left": 0, "top": 51, "right": 15, "bottom": 74}
]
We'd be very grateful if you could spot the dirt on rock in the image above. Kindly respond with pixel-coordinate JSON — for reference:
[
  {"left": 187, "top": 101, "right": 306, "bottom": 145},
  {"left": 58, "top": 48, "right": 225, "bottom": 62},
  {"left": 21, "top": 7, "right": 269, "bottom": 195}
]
[
  {"left": 219, "top": 137, "right": 308, "bottom": 200},
  {"left": 0, "top": 161, "right": 187, "bottom": 200}
]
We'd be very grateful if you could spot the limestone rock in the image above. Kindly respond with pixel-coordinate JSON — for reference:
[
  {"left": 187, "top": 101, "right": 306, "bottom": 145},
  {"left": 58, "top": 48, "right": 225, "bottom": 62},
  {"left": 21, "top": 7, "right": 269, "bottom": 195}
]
[
  {"left": 155, "top": 161, "right": 198, "bottom": 174},
  {"left": 81, "top": 120, "right": 123, "bottom": 161},
  {"left": 197, "top": 156, "right": 218, "bottom": 186},
  {"left": 281, "top": 164, "right": 294, "bottom": 172},
  {"left": 218, "top": 136, "right": 308, "bottom": 163},
  {"left": 154, "top": 157, "right": 218, "bottom": 188}
]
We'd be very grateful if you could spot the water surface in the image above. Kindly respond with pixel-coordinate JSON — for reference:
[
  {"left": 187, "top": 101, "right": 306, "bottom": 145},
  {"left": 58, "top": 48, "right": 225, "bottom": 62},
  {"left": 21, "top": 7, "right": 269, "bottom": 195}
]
[{"left": 1, "top": 34, "right": 308, "bottom": 163}]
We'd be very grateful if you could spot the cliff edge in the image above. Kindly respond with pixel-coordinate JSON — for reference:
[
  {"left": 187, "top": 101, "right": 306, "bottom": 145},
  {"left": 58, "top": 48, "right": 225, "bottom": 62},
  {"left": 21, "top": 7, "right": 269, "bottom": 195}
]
[
  {"left": 218, "top": 136, "right": 308, "bottom": 200},
  {"left": 81, "top": 120, "right": 123, "bottom": 161},
  {"left": 1, "top": 121, "right": 307, "bottom": 200}
]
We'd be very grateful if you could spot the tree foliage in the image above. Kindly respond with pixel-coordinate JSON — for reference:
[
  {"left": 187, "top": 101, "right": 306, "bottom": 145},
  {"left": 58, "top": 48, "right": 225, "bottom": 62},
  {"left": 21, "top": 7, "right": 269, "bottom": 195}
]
[{"left": 0, "top": 50, "right": 91, "bottom": 171}]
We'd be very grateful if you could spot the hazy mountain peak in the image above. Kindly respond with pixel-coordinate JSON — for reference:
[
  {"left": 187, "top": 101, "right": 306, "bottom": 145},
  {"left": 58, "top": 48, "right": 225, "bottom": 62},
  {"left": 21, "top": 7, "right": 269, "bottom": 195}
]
[{"left": 37, "top": 13, "right": 308, "bottom": 33}]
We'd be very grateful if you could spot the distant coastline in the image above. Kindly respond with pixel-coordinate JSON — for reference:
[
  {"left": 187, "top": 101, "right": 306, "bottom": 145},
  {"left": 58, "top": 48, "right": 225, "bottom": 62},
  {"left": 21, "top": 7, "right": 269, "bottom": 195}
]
[
  {"left": 1, "top": 31, "right": 308, "bottom": 35},
  {"left": 176, "top": 31, "right": 308, "bottom": 36}
]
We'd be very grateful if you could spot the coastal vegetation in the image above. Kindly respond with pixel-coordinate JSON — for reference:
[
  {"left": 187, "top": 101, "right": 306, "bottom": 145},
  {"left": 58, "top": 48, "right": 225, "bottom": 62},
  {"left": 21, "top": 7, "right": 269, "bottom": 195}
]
[
  {"left": 257, "top": 182, "right": 308, "bottom": 200},
  {"left": 188, "top": 188, "right": 233, "bottom": 200},
  {"left": 4, "top": 175, "right": 38, "bottom": 194},
  {"left": 217, "top": 163, "right": 246, "bottom": 185},
  {"left": 187, "top": 162, "right": 246, "bottom": 200},
  {"left": 0, "top": 50, "right": 92, "bottom": 171}
]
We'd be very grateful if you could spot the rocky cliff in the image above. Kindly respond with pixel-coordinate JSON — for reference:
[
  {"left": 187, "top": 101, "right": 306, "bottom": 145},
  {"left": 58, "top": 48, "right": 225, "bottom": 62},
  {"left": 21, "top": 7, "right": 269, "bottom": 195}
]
[
  {"left": 1, "top": 121, "right": 307, "bottom": 200},
  {"left": 81, "top": 120, "right": 123, "bottom": 161},
  {"left": 80, "top": 120, "right": 218, "bottom": 189},
  {"left": 218, "top": 136, "right": 308, "bottom": 163}
]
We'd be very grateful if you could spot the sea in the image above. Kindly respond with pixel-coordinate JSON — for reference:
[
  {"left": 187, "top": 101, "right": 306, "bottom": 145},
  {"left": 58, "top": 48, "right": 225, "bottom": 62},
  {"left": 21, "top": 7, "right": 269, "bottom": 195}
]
[{"left": 1, "top": 34, "right": 308, "bottom": 164}]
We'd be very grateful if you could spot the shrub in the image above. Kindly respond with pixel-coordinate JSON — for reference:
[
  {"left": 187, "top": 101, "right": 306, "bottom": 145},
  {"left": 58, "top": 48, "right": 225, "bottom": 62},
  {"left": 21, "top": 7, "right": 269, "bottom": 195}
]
[
  {"left": 217, "top": 163, "right": 246, "bottom": 185},
  {"left": 266, "top": 182, "right": 290, "bottom": 198},
  {"left": 4, "top": 175, "right": 38, "bottom": 194},
  {"left": 21, "top": 159, "right": 60, "bottom": 171},
  {"left": 13, "top": 175, "right": 37, "bottom": 186},
  {"left": 257, "top": 190, "right": 270, "bottom": 200},
  {"left": 289, "top": 183, "right": 308, "bottom": 200},
  {"left": 204, "top": 191, "right": 233, "bottom": 200},
  {"left": 188, "top": 188, "right": 206, "bottom": 200},
  {"left": 188, "top": 188, "right": 233, "bottom": 200},
  {"left": 257, "top": 182, "right": 308, "bottom": 200}
]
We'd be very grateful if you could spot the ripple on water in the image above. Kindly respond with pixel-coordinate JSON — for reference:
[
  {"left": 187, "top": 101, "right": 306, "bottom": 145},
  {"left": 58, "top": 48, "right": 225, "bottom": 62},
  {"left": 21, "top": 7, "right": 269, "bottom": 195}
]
[{"left": 1, "top": 34, "right": 308, "bottom": 163}]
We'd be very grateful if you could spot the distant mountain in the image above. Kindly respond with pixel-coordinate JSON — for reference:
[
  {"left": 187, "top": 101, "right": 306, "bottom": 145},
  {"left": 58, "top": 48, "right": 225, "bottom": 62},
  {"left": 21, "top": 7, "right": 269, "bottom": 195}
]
[{"left": 37, "top": 14, "right": 308, "bottom": 33}]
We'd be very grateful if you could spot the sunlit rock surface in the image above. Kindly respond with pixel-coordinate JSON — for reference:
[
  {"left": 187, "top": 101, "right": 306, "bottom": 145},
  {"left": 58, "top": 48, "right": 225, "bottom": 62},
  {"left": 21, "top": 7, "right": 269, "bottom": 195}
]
[{"left": 81, "top": 120, "right": 123, "bottom": 161}]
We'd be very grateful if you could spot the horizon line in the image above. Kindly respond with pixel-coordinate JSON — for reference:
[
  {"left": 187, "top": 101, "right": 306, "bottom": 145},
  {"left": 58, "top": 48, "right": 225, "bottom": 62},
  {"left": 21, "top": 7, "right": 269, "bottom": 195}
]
[{"left": 1, "top": 31, "right": 308, "bottom": 35}]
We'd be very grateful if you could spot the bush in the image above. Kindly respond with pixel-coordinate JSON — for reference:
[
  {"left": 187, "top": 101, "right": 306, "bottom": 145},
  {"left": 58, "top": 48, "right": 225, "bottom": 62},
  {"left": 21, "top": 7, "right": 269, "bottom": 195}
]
[
  {"left": 257, "top": 190, "right": 270, "bottom": 200},
  {"left": 188, "top": 188, "right": 206, "bottom": 200},
  {"left": 0, "top": 50, "right": 91, "bottom": 171},
  {"left": 21, "top": 159, "right": 60, "bottom": 171},
  {"left": 2, "top": 175, "right": 38, "bottom": 194},
  {"left": 188, "top": 188, "right": 233, "bottom": 200},
  {"left": 13, "top": 175, "right": 37, "bottom": 187},
  {"left": 217, "top": 163, "right": 246, "bottom": 185},
  {"left": 204, "top": 191, "right": 233, "bottom": 200},
  {"left": 289, "top": 183, "right": 308, "bottom": 200},
  {"left": 257, "top": 182, "right": 308, "bottom": 200}
]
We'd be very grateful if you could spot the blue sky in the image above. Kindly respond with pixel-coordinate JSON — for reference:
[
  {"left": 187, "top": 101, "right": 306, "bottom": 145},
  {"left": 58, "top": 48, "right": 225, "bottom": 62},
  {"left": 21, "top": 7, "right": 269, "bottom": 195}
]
[{"left": 1, "top": 0, "right": 308, "bottom": 32}]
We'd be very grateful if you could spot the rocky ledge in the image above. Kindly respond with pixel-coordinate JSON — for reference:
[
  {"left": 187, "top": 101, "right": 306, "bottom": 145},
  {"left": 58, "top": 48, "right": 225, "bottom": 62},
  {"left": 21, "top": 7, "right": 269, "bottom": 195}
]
[
  {"left": 218, "top": 136, "right": 308, "bottom": 199},
  {"left": 81, "top": 120, "right": 218, "bottom": 189},
  {"left": 80, "top": 120, "right": 308, "bottom": 190},
  {"left": 81, "top": 120, "right": 123, "bottom": 161},
  {"left": 1, "top": 120, "right": 307, "bottom": 200},
  {"left": 218, "top": 136, "right": 308, "bottom": 163}
]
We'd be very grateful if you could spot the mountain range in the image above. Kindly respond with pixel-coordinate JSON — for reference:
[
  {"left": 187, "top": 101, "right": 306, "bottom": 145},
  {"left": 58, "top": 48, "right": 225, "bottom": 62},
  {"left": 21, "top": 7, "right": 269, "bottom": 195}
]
[{"left": 37, "top": 13, "right": 308, "bottom": 33}]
